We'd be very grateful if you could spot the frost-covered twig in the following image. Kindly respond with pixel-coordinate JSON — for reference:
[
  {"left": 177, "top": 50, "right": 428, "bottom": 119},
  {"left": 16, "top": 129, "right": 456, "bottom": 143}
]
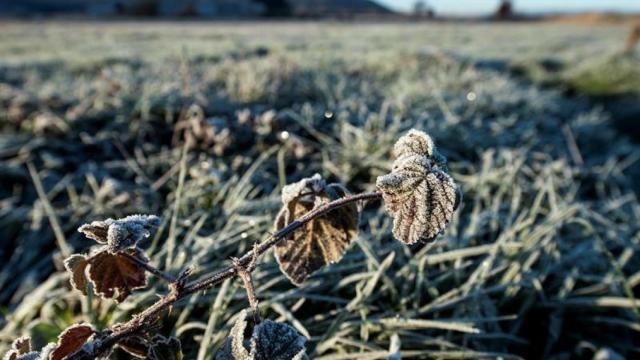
[{"left": 66, "top": 192, "right": 382, "bottom": 359}]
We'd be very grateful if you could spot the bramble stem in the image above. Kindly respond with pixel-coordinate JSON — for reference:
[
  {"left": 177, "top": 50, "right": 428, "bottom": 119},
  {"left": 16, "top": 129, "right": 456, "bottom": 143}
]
[
  {"left": 233, "top": 255, "right": 260, "bottom": 324},
  {"left": 67, "top": 191, "right": 382, "bottom": 359}
]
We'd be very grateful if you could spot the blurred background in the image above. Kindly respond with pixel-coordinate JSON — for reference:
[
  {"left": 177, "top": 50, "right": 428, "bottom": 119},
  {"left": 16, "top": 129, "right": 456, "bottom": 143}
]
[{"left": 1, "top": 1, "right": 639, "bottom": 359}]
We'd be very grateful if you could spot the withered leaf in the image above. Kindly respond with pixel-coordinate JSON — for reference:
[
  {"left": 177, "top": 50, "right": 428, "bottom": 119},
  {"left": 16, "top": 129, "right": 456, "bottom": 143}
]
[
  {"left": 392, "top": 129, "right": 435, "bottom": 159},
  {"left": 3, "top": 336, "right": 32, "bottom": 360},
  {"left": 10, "top": 336, "right": 31, "bottom": 355},
  {"left": 3, "top": 342, "right": 57, "bottom": 360},
  {"left": 117, "top": 336, "right": 150, "bottom": 359},
  {"left": 87, "top": 248, "right": 148, "bottom": 303},
  {"left": 3, "top": 351, "right": 38, "bottom": 360},
  {"left": 77, "top": 222, "right": 109, "bottom": 244},
  {"left": 50, "top": 324, "right": 95, "bottom": 360},
  {"left": 147, "top": 335, "right": 183, "bottom": 360},
  {"left": 78, "top": 214, "right": 160, "bottom": 253},
  {"left": 377, "top": 130, "right": 461, "bottom": 244},
  {"left": 274, "top": 174, "right": 358, "bottom": 285},
  {"left": 215, "top": 310, "right": 251, "bottom": 360},
  {"left": 63, "top": 254, "right": 89, "bottom": 295},
  {"left": 215, "top": 310, "right": 308, "bottom": 360},
  {"left": 250, "top": 320, "right": 308, "bottom": 360}
]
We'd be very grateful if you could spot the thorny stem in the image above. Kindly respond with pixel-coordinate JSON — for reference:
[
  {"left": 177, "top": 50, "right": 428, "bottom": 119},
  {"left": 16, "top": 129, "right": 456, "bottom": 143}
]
[
  {"left": 67, "top": 191, "right": 382, "bottom": 359},
  {"left": 233, "top": 256, "right": 260, "bottom": 324}
]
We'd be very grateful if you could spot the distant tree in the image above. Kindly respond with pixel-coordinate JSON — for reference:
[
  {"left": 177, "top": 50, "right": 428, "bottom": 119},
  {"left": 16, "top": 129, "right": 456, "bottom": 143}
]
[
  {"left": 127, "top": 0, "right": 159, "bottom": 16},
  {"left": 413, "top": 0, "right": 426, "bottom": 15},
  {"left": 254, "top": 0, "right": 291, "bottom": 17},
  {"left": 495, "top": 0, "right": 513, "bottom": 20},
  {"left": 413, "top": 0, "right": 434, "bottom": 19}
]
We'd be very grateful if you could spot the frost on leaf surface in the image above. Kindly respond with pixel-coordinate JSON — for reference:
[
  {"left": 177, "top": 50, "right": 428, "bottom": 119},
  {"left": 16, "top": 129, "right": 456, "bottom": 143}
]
[
  {"left": 50, "top": 324, "right": 95, "bottom": 360},
  {"left": 147, "top": 335, "right": 183, "bottom": 360},
  {"left": 393, "top": 129, "right": 435, "bottom": 158},
  {"left": 117, "top": 335, "right": 149, "bottom": 358},
  {"left": 78, "top": 214, "right": 160, "bottom": 253},
  {"left": 377, "top": 130, "right": 461, "bottom": 244},
  {"left": 2, "top": 337, "right": 57, "bottom": 360},
  {"left": 64, "top": 247, "right": 148, "bottom": 302},
  {"left": 64, "top": 254, "right": 90, "bottom": 295},
  {"left": 274, "top": 174, "right": 359, "bottom": 285},
  {"left": 216, "top": 310, "right": 308, "bottom": 360},
  {"left": 4, "top": 325, "right": 94, "bottom": 360},
  {"left": 87, "top": 247, "right": 148, "bottom": 303},
  {"left": 250, "top": 320, "right": 308, "bottom": 360},
  {"left": 3, "top": 336, "right": 33, "bottom": 360}
]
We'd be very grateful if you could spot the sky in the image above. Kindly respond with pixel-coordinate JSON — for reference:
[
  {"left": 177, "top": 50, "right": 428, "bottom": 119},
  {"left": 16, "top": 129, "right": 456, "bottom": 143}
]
[{"left": 377, "top": 0, "right": 640, "bottom": 15}]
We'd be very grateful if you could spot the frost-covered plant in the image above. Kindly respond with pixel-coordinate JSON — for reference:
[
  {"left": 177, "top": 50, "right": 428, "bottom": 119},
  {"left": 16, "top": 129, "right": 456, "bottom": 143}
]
[
  {"left": 376, "top": 129, "right": 461, "bottom": 244},
  {"left": 4, "top": 129, "right": 460, "bottom": 360}
]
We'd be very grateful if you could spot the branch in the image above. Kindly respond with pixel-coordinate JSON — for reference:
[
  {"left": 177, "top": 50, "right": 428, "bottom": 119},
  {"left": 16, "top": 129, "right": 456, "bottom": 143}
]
[
  {"left": 67, "top": 191, "right": 382, "bottom": 359},
  {"left": 233, "top": 254, "right": 260, "bottom": 324}
]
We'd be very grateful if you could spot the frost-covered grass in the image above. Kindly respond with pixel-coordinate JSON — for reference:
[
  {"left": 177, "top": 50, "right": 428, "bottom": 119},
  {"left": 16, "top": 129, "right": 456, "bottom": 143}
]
[{"left": 0, "top": 21, "right": 639, "bottom": 359}]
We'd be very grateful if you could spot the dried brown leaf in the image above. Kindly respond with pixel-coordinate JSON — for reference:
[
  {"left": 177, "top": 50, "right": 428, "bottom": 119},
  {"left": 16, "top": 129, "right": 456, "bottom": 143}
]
[
  {"left": 147, "top": 335, "right": 183, "bottom": 360},
  {"left": 87, "top": 248, "right": 148, "bottom": 302},
  {"left": 63, "top": 254, "right": 89, "bottom": 295},
  {"left": 77, "top": 222, "right": 109, "bottom": 244},
  {"left": 78, "top": 215, "right": 160, "bottom": 253},
  {"left": 392, "top": 129, "right": 435, "bottom": 158},
  {"left": 274, "top": 174, "right": 358, "bottom": 285},
  {"left": 215, "top": 310, "right": 251, "bottom": 360},
  {"left": 250, "top": 320, "right": 308, "bottom": 360},
  {"left": 215, "top": 310, "right": 308, "bottom": 360},
  {"left": 10, "top": 337, "right": 31, "bottom": 355},
  {"left": 117, "top": 336, "right": 150, "bottom": 359},
  {"left": 3, "top": 336, "right": 32, "bottom": 360},
  {"left": 50, "top": 324, "right": 95, "bottom": 360},
  {"left": 377, "top": 130, "right": 461, "bottom": 244}
]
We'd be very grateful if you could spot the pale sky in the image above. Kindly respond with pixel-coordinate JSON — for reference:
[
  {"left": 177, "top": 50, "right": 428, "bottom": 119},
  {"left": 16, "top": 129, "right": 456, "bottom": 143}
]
[{"left": 377, "top": 0, "right": 640, "bottom": 15}]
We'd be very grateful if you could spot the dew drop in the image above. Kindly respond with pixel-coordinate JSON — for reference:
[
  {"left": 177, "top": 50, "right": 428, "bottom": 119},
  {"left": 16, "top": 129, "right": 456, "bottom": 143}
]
[{"left": 466, "top": 92, "right": 477, "bottom": 101}]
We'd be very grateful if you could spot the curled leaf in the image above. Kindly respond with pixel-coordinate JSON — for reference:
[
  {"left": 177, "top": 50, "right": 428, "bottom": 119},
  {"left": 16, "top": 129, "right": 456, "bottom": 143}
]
[
  {"left": 117, "top": 336, "right": 150, "bottom": 359},
  {"left": 377, "top": 130, "right": 461, "bottom": 244},
  {"left": 215, "top": 310, "right": 251, "bottom": 360},
  {"left": 147, "top": 335, "right": 183, "bottom": 360},
  {"left": 87, "top": 248, "right": 148, "bottom": 303},
  {"left": 3, "top": 349, "right": 50, "bottom": 360},
  {"left": 64, "top": 248, "right": 149, "bottom": 302},
  {"left": 50, "top": 324, "right": 95, "bottom": 360},
  {"left": 11, "top": 337, "right": 32, "bottom": 355},
  {"left": 274, "top": 174, "right": 359, "bottom": 285},
  {"left": 78, "top": 214, "right": 160, "bottom": 253},
  {"left": 216, "top": 310, "right": 308, "bottom": 360},
  {"left": 250, "top": 320, "right": 308, "bottom": 360},
  {"left": 3, "top": 336, "right": 32, "bottom": 360},
  {"left": 393, "top": 129, "right": 435, "bottom": 158},
  {"left": 64, "top": 254, "right": 89, "bottom": 295}
]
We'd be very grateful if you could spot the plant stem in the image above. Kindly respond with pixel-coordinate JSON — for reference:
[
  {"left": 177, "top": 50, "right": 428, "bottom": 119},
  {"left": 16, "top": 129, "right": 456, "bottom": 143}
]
[
  {"left": 121, "top": 252, "right": 177, "bottom": 283},
  {"left": 67, "top": 191, "right": 382, "bottom": 359},
  {"left": 233, "top": 256, "right": 260, "bottom": 324}
]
